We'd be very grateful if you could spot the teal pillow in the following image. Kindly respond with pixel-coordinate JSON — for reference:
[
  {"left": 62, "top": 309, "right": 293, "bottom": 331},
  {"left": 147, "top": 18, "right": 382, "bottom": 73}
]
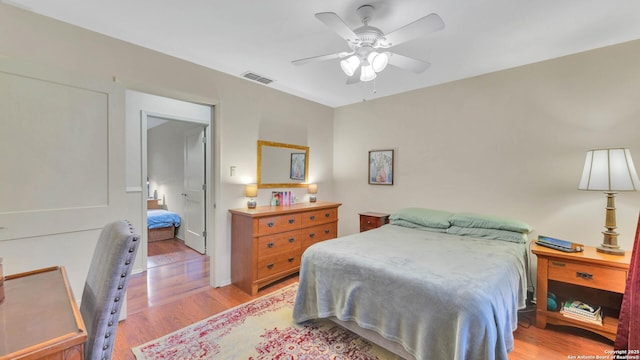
[
  {"left": 448, "top": 226, "right": 528, "bottom": 243},
  {"left": 389, "top": 219, "right": 448, "bottom": 233},
  {"left": 449, "top": 213, "right": 532, "bottom": 234},
  {"left": 389, "top": 207, "right": 453, "bottom": 229}
]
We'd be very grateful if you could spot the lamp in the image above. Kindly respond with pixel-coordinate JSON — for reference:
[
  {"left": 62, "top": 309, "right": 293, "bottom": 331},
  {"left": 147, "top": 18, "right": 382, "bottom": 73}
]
[
  {"left": 578, "top": 148, "right": 640, "bottom": 255},
  {"left": 339, "top": 50, "right": 390, "bottom": 82},
  {"left": 245, "top": 184, "right": 258, "bottom": 209},
  {"left": 308, "top": 183, "right": 318, "bottom": 203}
]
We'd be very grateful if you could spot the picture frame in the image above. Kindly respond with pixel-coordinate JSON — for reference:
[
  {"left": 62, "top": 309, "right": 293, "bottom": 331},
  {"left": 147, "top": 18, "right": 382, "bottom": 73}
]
[
  {"left": 290, "top": 152, "right": 306, "bottom": 180},
  {"left": 369, "top": 149, "right": 394, "bottom": 185}
]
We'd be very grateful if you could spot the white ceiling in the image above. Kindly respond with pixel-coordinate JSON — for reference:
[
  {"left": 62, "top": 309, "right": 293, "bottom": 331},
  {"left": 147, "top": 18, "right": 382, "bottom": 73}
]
[{"left": 6, "top": 0, "right": 640, "bottom": 108}]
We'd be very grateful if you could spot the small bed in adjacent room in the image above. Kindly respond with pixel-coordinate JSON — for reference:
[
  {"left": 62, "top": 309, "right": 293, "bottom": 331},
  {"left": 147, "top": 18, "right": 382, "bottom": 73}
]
[
  {"left": 147, "top": 200, "right": 182, "bottom": 242},
  {"left": 293, "top": 207, "right": 531, "bottom": 360}
]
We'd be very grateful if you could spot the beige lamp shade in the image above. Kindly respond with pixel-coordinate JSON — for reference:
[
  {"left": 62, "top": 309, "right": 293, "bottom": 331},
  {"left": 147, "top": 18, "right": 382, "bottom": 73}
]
[
  {"left": 579, "top": 148, "right": 640, "bottom": 191},
  {"left": 245, "top": 184, "right": 258, "bottom": 197}
]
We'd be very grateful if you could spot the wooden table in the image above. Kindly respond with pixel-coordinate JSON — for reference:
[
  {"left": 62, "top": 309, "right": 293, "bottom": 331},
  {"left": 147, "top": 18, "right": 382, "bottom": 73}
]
[
  {"left": 532, "top": 242, "right": 630, "bottom": 341},
  {"left": 0, "top": 266, "right": 87, "bottom": 360}
]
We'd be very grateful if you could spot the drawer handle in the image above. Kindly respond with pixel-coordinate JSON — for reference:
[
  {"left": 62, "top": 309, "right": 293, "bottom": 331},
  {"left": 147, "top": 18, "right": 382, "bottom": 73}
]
[
  {"left": 367, "top": 220, "right": 372, "bottom": 224},
  {"left": 288, "top": 238, "right": 295, "bottom": 243},
  {"left": 551, "top": 261, "right": 566, "bottom": 267},
  {"left": 324, "top": 229, "right": 330, "bottom": 234},
  {"left": 309, "top": 233, "right": 315, "bottom": 238},
  {"left": 267, "top": 242, "right": 274, "bottom": 248},
  {"left": 576, "top": 271, "right": 593, "bottom": 280},
  {"left": 288, "top": 257, "right": 295, "bottom": 262},
  {"left": 288, "top": 219, "right": 295, "bottom": 224},
  {"left": 267, "top": 263, "right": 274, "bottom": 269},
  {"left": 310, "top": 215, "right": 316, "bottom": 220},
  {"left": 325, "top": 213, "right": 330, "bottom": 217},
  {"left": 268, "top": 222, "right": 275, "bottom": 227}
]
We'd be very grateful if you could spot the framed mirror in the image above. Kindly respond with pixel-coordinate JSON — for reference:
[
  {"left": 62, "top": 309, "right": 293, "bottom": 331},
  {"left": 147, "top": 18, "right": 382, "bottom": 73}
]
[{"left": 257, "top": 140, "right": 309, "bottom": 188}]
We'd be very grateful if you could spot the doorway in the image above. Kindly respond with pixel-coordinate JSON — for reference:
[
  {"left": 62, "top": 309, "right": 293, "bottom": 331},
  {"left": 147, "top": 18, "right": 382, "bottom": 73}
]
[
  {"left": 127, "top": 89, "right": 214, "bottom": 274},
  {"left": 147, "top": 118, "right": 207, "bottom": 258}
]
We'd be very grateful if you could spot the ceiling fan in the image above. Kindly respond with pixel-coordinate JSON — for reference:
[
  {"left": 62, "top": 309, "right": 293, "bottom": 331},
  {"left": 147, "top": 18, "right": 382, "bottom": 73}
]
[{"left": 292, "top": 4, "right": 445, "bottom": 84}]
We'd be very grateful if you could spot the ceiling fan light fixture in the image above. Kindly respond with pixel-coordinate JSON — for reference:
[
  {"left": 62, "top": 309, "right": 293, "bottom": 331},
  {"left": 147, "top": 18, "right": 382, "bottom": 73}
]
[
  {"left": 340, "top": 55, "right": 360, "bottom": 76},
  {"left": 369, "top": 52, "right": 389, "bottom": 73},
  {"left": 360, "top": 64, "right": 377, "bottom": 82}
]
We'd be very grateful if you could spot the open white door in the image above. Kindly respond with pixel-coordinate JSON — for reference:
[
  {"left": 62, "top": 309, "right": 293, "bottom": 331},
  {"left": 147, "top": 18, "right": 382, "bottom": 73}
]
[{"left": 183, "top": 127, "right": 206, "bottom": 254}]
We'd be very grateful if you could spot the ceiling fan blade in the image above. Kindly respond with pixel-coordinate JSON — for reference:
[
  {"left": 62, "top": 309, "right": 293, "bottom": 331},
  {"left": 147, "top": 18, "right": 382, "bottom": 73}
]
[
  {"left": 384, "top": 13, "right": 444, "bottom": 47},
  {"left": 346, "top": 67, "right": 361, "bottom": 85},
  {"left": 292, "top": 51, "right": 352, "bottom": 66},
  {"left": 315, "top": 12, "right": 359, "bottom": 43},
  {"left": 388, "top": 53, "right": 431, "bottom": 73}
]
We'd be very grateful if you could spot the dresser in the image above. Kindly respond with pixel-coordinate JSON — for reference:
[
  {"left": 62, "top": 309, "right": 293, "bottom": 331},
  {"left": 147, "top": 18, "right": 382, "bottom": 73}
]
[
  {"left": 229, "top": 201, "right": 341, "bottom": 295},
  {"left": 532, "top": 242, "right": 630, "bottom": 341}
]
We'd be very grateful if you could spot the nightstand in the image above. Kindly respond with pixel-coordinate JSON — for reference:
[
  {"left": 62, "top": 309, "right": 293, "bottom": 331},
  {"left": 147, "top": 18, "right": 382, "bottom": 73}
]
[
  {"left": 359, "top": 212, "right": 390, "bottom": 232},
  {"left": 531, "top": 242, "right": 631, "bottom": 341}
]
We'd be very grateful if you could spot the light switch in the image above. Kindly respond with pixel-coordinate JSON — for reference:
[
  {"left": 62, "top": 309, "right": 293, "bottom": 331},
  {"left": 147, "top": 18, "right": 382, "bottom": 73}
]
[{"left": 230, "top": 166, "right": 236, "bottom": 176}]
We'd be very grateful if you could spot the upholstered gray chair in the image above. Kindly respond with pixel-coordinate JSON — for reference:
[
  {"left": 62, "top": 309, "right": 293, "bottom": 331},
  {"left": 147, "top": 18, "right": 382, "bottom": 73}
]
[{"left": 80, "top": 220, "right": 140, "bottom": 360}]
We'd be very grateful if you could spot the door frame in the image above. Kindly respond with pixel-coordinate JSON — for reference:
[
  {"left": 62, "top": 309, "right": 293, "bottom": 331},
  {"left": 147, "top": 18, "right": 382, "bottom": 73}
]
[{"left": 140, "top": 110, "right": 212, "bottom": 270}]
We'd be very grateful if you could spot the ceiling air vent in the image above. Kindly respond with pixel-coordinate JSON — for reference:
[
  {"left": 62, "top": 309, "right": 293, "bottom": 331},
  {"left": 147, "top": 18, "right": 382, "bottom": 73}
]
[{"left": 241, "top": 71, "right": 274, "bottom": 85}]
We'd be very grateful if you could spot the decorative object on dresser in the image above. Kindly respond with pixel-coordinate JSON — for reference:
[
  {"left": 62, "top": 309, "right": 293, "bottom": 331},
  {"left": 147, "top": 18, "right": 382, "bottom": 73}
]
[
  {"left": 578, "top": 148, "right": 640, "bottom": 255},
  {"left": 307, "top": 183, "right": 318, "bottom": 202},
  {"left": 245, "top": 183, "right": 258, "bottom": 209},
  {"left": 359, "top": 212, "right": 390, "bottom": 232},
  {"left": 532, "top": 241, "right": 631, "bottom": 341},
  {"left": 229, "top": 201, "right": 341, "bottom": 295}
]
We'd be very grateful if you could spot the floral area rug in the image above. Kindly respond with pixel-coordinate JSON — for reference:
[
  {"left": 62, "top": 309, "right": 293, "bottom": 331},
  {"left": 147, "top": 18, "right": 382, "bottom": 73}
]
[{"left": 132, "top": 283, "right": 400, "bottom": 359}]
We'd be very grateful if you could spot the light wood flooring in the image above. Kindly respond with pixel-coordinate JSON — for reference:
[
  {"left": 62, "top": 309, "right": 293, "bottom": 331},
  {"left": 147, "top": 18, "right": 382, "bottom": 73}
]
[{"left": 114, "top": 238, "right": 614, "bottom": 359}]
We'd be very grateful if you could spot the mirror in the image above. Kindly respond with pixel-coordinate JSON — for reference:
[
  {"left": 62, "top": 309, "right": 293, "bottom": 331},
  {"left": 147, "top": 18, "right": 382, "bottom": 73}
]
[{"left": 257, "top": 140, "right": 309, "bottom": 188}]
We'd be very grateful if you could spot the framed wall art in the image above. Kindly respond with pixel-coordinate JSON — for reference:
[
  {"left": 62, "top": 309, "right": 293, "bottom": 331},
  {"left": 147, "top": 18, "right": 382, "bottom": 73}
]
[
  {"left": 369, "top": 149, "right": 394, "bottom": 185},
  {"left": 290, "top": 152, "right": 306, "bottom": 180}
]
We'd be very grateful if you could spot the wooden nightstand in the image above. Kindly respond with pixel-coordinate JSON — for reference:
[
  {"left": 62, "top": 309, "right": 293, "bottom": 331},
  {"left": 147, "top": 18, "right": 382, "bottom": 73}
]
[
  {"left": 531, "top": 242, "right": 631, "bottom": 341},
  {"left": 359, "top": 212, "right": 390, "bottom": 232}
]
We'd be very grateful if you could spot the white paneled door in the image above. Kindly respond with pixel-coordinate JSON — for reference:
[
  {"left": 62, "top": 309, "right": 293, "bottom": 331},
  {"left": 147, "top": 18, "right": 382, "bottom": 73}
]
[{"left": 183, "top": 127, "right": 206, "bottom": 254}]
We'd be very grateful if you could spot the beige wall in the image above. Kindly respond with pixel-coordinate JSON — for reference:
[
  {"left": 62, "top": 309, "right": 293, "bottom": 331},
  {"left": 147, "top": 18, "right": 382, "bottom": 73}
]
[
  {"left": 334, "top": 40, "right": 640, "bottom": 254},
  {"left": 2, "top": 3, "right": 639, "bottom": 298},
  {"left": 0, "top": 4, "right": 334, "bottom": 290}
]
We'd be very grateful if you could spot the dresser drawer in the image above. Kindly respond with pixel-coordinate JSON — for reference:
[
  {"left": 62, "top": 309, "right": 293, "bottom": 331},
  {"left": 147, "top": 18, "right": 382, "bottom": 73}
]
[
  {"left": 302, "top": 222, "right": 337, "bottom": 250},
  {"left": 258, "top": 214, "right": 301, "bottom": 235},
  {"left": 548, "top": 259, "right": 627, "bottom": 293},
  {"left": 257, "top": 231, "right": 301, "bottom": 258},
  {"left": 301, "top": 208, "right": 338, "bottom": 226},
  {"left": 257, "top": 251, "right": 300, "bottom": 279}
]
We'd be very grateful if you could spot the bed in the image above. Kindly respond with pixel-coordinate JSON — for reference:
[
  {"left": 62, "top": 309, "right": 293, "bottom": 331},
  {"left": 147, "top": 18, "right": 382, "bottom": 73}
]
[
  {"left": 293, "top": 208, "right": 531, "bottom": 360},
  {"left": 147, "top": 200, "right": 182, "bottom": 242}
]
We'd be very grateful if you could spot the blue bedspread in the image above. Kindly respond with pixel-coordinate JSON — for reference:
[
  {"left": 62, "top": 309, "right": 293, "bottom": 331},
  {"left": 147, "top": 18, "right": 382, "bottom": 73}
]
[
  {"left": 147, "top": 209, "right": 181, "bottom": 229},
  {"left": 293, "top": 224, "right": 527, "bottom": 360}
]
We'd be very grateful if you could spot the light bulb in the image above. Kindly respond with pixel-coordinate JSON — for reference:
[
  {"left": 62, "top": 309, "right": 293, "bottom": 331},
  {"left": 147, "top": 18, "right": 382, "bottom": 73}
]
[
  {"left": 340, "top": 56, "right": 360, "bottom": 77},
  {"left": 360, "top": 65, "right": 377, "bottom": 82},
  {"left": 369, "top": 52, "right": 389, "bottom": 73}
]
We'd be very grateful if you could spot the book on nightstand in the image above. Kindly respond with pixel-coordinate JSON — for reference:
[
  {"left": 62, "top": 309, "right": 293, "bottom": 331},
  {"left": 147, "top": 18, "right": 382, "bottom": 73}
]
[{"left": 560, "top": 300, "right": 603, "bottom": 325}]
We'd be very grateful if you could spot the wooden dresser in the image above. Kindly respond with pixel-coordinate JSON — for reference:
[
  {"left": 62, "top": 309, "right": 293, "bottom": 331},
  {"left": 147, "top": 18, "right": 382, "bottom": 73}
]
[{"left": 229, "top": 201, "right": 341, "bottom": 295}]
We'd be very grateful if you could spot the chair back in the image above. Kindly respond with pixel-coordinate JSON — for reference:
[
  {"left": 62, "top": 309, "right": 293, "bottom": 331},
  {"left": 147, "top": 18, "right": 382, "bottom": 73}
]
[{"left": 80, "top": 220, "right": 140, "bottom": 360}]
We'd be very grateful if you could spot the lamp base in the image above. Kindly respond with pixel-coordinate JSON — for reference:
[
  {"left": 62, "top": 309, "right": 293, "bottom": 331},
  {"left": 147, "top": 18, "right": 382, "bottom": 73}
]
[
  {"left": 247, "top": 199, "right": 257, "bottom": 209},
  {"left": 309, "top": 195, "right": 317, "bottom": 203},
  {"left": 596, "top": 240, "right": 625, "bottom": 256}
]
